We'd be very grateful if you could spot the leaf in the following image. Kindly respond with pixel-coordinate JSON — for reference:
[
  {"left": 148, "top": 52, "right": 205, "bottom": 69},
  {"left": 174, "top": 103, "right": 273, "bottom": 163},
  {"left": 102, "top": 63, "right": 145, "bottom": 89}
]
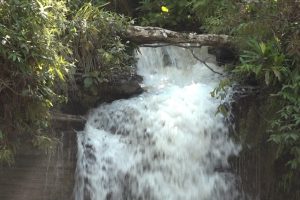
[
  {"left": 265, "top": 70, "right": 270, "bottom": 85},
  {"left": 259, "top": 42, "right": 266, "bottom": 54},
  {"left": 288, "top": 133, "right": 299, "bottom": 141},
  {"left": 84, "top": 77, "right": 93, "bottom": 88},
  {"left": 269, "top": 134, "right": 283, "bottom": 144},
  {"left": 272, "top": 67, "right": 282, "bottom": 81},
  {"left": 55, "top": 68, "right": 64, "bottom": 80},
  {"left": 0, "top": 149, "right": 14, "bottom": 166},
  {"left": 45, "top": 99, "right": 53, "bottom": 107},
  {"left": 20, "top": 44, "right": 29, "bottom": 53},
  {"left": 248, "top": 38, "right": 261, "bottom": 54},
  {"left": 287, "top": 159, "right": 299, "bottom": 170},
  {"left": 253, "top": 64, "right": 262, "bottom": 75}
]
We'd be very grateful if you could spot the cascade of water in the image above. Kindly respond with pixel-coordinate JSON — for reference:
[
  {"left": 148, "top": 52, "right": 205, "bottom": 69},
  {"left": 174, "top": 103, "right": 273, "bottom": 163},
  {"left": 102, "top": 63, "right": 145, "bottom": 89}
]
[{"left": 74, "top": 46, "right": 240, "bottom": 200}]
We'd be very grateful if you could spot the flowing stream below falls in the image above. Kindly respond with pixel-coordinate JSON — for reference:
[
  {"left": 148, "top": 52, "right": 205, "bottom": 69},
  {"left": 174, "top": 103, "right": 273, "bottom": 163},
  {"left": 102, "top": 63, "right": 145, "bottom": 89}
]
[{"left": 74, "top": 46, "right": 242, "bottom": 200}]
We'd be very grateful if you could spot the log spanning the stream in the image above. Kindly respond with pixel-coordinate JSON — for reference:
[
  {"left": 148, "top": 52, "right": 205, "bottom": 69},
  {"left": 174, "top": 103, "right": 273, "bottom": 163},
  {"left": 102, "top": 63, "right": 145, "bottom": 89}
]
[{"left": 125, "top": 26, "right": 231, "bottom": 47}]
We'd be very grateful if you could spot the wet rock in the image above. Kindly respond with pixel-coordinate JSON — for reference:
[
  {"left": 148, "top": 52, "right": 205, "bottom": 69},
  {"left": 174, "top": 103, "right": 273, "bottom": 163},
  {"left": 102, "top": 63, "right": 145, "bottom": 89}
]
[
  {"left": 61, "top": 75, "right": 144, "bottom": 115},
  {"left": 208, "top": 46, "right": 237, "bottom": 66},
  {"left": 230, "top": 90, "right": 299, "bottom": 200},
  {"left": 0, "top": 130, "right": 77, "bottom": 200}
]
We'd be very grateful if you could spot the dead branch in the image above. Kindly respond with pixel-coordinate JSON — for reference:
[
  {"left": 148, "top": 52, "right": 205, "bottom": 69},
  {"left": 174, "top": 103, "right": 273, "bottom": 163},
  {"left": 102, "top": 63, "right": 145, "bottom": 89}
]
[
  {"left": 140, "top": 43, "right": 224, "bottom": 76},
  {"left": 125, "top": 26, "right": 232, "bottom": 47}
]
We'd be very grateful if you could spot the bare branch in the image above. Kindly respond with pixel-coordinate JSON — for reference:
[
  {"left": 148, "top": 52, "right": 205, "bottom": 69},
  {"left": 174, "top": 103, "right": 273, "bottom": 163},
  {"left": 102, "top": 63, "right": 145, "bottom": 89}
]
[
  {"left": 189, "top": 49, "right": 224, "bottom": 76},
  {"left": 140, "top": 44, "right": 224, "bottom": 76},
  {"left": 0, "top": 79, "right": 21, "bottom": 95}
]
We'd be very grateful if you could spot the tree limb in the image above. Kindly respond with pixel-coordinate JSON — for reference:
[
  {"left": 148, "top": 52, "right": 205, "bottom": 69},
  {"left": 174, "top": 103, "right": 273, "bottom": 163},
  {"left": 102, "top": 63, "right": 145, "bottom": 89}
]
[
  {"left": 140, "top": 43, "right": 224, "bottom": 76},
  {"left": 125, "top": 26, "right": 231, "bottom": 47},
  {"left": 189, "top": 49, "right": 224, "bottom": 76}
]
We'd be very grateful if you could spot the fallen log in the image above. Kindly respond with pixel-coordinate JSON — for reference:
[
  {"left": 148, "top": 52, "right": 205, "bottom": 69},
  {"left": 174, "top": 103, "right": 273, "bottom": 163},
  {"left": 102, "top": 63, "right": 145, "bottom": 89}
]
[{"left": 125, "top": 26, "right": 231, "bottom": 47}]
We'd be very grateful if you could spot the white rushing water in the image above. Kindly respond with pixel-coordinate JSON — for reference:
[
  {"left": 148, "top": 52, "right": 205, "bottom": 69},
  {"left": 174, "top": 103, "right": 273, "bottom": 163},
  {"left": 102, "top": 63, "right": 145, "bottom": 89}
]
[{"left": 74, "top": 46, "right": 240, "bottom": 200}]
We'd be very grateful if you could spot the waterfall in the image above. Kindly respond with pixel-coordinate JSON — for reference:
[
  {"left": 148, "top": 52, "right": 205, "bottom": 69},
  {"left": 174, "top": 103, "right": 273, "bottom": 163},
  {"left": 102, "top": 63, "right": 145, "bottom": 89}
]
[{"left": 74, "top": 46, "right": 241, "bottom": 200}]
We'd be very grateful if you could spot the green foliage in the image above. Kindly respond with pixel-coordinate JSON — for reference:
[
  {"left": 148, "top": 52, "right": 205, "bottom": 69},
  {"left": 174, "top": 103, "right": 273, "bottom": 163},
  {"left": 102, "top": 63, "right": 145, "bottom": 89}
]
[
  {"left": 67, "top": 0, "right": 109, "bottom": 13},
  {"left": 268, "top": 74, "right": 300, "bottom": 192},
  {"left": 270, "top": 75, "right": 300, "bottom": 167},
  {"left": 211, "top": 78, "right": 231, "bottom": 101},
  {"left": 228, "top": 2, "right": 300, "bottom": 183},
  {"left": 234, "top": 38, "right": 288, "bottom": 85},
  {"left": 138, "top": 0, "right": 196, "bottom": 31},
  {"left": 32, "top": 135, "right": 59, "bottom": 154},
  {"left": 0, "top": 148, "right": 14, "bottom": 166},
  {"left": 138, "top": 0, "right": 229, "bottom": 32},
  {"left": 0, "top": 0, "right": 71, "bottom": 164},
  {"left": 211, "top": 78, "right": 232, "bottom": 117},
  {"left": 0, "top": 1, "right": 132, "bottom": 165},
  {"left": 205, "top": 0, "right": 300, "bottom": 192},
  {"left": 70, "top": 3, "right": 134, "bottom": 95}
]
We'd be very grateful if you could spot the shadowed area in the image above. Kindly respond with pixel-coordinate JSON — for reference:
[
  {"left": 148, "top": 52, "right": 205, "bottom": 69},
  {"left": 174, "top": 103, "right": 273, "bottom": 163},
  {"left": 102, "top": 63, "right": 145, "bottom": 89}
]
[{"left": 0, "top": 131, "right": 77, "bottom": 200}]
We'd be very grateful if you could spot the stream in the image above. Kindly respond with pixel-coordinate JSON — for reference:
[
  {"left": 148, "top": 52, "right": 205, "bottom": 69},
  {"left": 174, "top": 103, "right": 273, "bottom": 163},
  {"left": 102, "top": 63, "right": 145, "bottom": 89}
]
[{"left": 74, "top": 46, "right": 241, "bottom": 200}]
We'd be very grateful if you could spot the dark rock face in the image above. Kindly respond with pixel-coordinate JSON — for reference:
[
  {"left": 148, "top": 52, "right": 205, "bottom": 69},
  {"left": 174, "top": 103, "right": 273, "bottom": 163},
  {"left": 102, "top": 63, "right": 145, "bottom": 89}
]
[
  {"left": 230, "top": 93, "right": 276, "bottom": 200},
  {"left": 0, "top": 130, "right": 77, "bottom": 200},
  {"left": 62, "top": 75, "right": 144, "bottom": 115},
  {"left": 208, "top": 46, "right": 237, "bottom": 66},
  {"left": 95, "top": 77, "right": 144, "bottom": 104},
  {"left": 231, "top": 90, "right": 299, "bottom": 200}
]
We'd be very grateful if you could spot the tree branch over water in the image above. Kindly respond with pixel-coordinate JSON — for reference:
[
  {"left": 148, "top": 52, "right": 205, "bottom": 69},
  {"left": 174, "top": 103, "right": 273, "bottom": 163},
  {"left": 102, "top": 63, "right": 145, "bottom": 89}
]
[
  {"left": 140, "top": 44, "right": 224, "bottom": 76},
  {"left": 189, "top": 49, "right": 224, "bottom": 76}
]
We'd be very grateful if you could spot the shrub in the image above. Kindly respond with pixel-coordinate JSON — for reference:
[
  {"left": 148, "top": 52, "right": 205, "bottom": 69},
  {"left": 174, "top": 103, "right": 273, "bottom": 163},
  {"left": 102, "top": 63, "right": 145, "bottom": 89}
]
[
  {"left": 70, "top": 3, "right": 134, "bottom": 95},
  {"left": 0, "top": 0, "right": 71, "bottom": 165}
]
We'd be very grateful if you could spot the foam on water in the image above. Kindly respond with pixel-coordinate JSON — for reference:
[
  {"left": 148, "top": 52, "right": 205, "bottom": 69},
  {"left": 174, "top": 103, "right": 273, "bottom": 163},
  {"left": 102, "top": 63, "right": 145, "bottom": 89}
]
[{"left": 74, "top": 46, "right": 240, "bottom": 200}]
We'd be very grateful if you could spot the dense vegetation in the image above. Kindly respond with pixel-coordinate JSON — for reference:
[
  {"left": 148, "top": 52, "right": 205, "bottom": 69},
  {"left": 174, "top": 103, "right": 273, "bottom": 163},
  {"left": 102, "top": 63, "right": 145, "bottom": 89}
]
[
  {"left": 68, "top": 3, "right": 134, "bottom": 103},
  {"left": 207, "top": 1, "right": 300, "bottom": 193},
  {"left": 0, "top": 0, "right": 132, "bottom": 165},
  {"left": 0, "top": 0, "right": 70, "bottom": 164}
]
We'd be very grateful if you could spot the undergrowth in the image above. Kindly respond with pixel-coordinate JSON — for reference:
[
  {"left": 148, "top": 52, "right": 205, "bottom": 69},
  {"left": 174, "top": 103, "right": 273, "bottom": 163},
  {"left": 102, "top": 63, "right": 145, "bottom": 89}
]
[{"left": 0, "top": 1, "right": 132, "bottom": 165}]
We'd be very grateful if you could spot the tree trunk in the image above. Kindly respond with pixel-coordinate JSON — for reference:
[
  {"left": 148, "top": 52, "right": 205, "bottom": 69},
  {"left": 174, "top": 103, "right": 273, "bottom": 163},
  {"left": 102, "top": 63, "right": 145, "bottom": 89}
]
[{"left": 125, "top": 26, "right": 231, "bottom": 47}]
